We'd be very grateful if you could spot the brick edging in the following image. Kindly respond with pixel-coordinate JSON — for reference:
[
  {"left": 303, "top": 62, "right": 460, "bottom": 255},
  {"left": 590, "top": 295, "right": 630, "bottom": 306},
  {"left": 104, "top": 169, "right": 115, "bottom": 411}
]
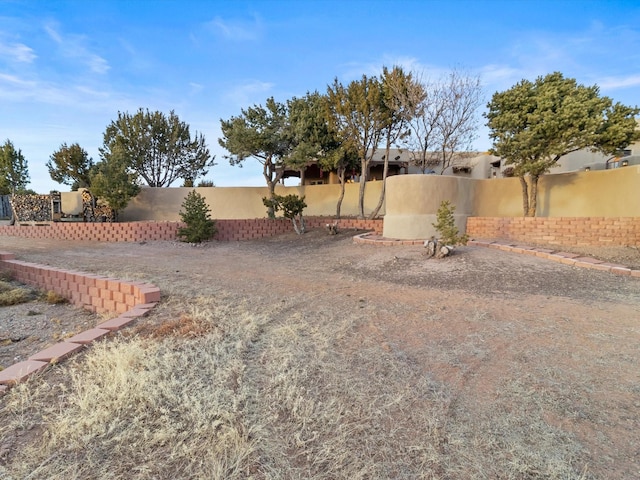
[
  {"left": 468, "top": 239, "right": 640, "bottom": 277},
  {"left": 353, "top": 233, "right": 424, "bottom": 246},
  {"left": 0, "top": 251, "right": 160, "bottom": 393},
  {"left": 352, "top": 234, "right": 640, "bottom": 278}
]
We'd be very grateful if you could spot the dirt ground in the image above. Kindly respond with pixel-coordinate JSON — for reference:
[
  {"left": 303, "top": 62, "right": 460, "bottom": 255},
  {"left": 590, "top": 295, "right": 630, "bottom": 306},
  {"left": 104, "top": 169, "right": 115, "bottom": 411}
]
[{"left": 1, "top": 230, "right": 639, "bottom": 479}]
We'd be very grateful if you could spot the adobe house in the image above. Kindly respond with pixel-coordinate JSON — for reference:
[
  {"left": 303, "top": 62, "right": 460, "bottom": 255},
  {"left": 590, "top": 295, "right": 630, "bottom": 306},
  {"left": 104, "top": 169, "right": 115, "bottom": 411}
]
[{"left": 282, "top": 148, "right": 492, "bottom": 185}]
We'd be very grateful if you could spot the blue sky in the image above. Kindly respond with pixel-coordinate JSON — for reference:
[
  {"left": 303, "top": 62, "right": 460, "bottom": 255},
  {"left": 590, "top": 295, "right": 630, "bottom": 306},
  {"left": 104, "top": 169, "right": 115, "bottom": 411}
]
[{"left": 1, "top": 0, "right": 639, "bottom": 193}]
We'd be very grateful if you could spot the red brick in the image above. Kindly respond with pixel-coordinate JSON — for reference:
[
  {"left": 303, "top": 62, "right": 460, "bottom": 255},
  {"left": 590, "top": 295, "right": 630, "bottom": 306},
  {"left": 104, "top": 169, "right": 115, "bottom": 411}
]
[
  {"left": 138, "top": 286, "right": 161, "bottom": 303},
  {"left": 0, "top": 360, "right": 48, "bottom": 385},
  {"left": 98, "top": 316, "right": 138, "bottom": 331},
  {"left": 65, "top": 328, "right": 111, "bottom": 344},
  {"left": 29, "top": 342, "right": 85, "bottom": 363},
  {"left": 121, "top": 306, "right": 154, "bottom": 318},
  {"left": 573, "top": 256, "right": 604, "bottom": 264},
  {"left": 102, "top": 298, "right": 116, "bottom": 312}
]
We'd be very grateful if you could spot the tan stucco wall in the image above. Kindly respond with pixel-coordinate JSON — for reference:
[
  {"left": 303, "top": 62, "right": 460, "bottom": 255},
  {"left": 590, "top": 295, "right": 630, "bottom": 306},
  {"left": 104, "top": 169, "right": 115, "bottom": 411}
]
[
  {"left": 474, "top": 165, "right": 640, "bottom": 217},
  {"left": 119, "top": 181, "right": 385, "bottom": 221},
  {"left": 383, "top": 175, "right": 476, "bottom": 239}
]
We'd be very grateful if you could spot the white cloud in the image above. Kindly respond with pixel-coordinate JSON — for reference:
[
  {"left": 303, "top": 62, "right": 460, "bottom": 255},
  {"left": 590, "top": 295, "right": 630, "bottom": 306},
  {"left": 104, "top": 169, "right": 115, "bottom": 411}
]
[
  {"left": 0, "top": 41, "right": 36, "bottom": 63},
  {"left": 597, "top": 74, "right": 640, "bottom": 90},
  {"left": 189, "top": 82, "right": 204, "bottom": 95},
  {"left": 206, "top": 14, "right": 262, "bottom": 41},
  {"left": 43, "top": 22, "right": 110, "bottom": 74},
  {"left": 223, "top": 80, "right": 275, "bottom": 107},
  {"left": 87, "top": 54, "right": 110, "bottom": 74}
]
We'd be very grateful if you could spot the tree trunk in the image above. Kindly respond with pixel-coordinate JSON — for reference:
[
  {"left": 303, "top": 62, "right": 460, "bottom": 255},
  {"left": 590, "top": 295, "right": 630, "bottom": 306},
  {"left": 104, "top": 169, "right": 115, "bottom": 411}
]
[
  {"left": 369, "top": 140, "right": 391, "bottom": 219},
  {"left": 358, "top": 159, "right": 367, "bottom": 219},
  {"left": 336, "top": 167, "right": 346, "bottom": 219},
  {"left": 519, "top": 176, "right": 530, "bottom": 217},
  {"left": 265, "top": 179, "right": 276, "bottom": 218},
  {"left": 527, "top": 174, "right": 539, "bottom": 217},
  {"left": 291, "top": 215, "right": 305, "bottom": 235}
]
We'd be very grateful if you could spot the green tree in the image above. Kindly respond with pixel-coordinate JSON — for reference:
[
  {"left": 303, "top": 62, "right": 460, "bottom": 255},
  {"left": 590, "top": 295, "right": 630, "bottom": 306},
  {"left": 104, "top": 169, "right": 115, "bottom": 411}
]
[
  {"left": 286, "top": 92, "right": 337, "bottom": 181},
  {"left": 486, "top": 72, "right": 640, "bottom": 216},
  {"left": 264, "top": 193, "right": 307, "bottom": 234},
  {"left": 287, "top": 91, "right": 356, "bottom": 218},
  {"left": 47, "top": 142, "right": 94, "bottom": 190},
  {"left": 0, "top": 140, "right": 30, "bottom": 195},
  {"left": 318, "top": 145, "right": 359, "bottom": 218},
  {"left": 90, "top": 146, "right": 140, "bottom": 216},
  {"left": 327, "top": 74, "right": 386, "bottom": 218},
  {"left": 432, "top": 200, "right": 468, "bottom": 246},
  {"left": 219, "top": 97, "right": 294, "bottom": 218},
  {"left": 178, "top": 190, "right": 217, "bottom": 243},
  {"left": 101, "top": 109, "right": 214, "bottom": 187},
  {"left": 370, "top": 66, "right": 419, "bottom": 219}
]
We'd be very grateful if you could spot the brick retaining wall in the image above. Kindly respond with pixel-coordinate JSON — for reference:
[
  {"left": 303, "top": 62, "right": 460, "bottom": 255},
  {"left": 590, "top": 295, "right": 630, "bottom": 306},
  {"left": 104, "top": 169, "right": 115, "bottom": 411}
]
[
  {"left": 0, "top": 252, "right": 160, "bottom": 315},
  {"left": 466, "top": 217, "right": 640, "bottom": 247},
  {"left": 0, "top": 217, "right": 383, "bottom": 243}
]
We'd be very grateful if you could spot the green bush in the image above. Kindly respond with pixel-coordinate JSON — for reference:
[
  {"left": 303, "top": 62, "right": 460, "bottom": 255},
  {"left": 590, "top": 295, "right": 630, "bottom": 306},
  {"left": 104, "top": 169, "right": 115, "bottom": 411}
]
[
  {"left": 263, "top": 194, "right": 307, "bottom": 234},
  {"left": 177, "top": 190, "right": 217, "bottom": 243},
  {"left": 432, "top": 200, "right": 468, "bottom": 246}
]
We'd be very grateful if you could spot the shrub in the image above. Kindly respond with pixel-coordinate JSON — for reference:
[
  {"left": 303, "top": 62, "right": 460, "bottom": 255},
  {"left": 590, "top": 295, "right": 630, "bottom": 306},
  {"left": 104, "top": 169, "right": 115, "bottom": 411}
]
[
  {"left": 177, "top": 190, "right": 217, "bottom": 243},
  {"left": 263, "top": 194, "right": 307, "bottom": 234},
  {"left": 432, "top": 200, "right": 468, "bottom": 246}
]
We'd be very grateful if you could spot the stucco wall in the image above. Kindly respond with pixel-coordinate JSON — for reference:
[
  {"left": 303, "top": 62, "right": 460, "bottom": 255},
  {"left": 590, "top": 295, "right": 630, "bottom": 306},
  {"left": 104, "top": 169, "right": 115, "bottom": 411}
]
[
  {"left": 119, "top": 181, "right": 384, "bottom": 221},
  {"left": 473, "top": 166, "right": 640, "bottom": 217},
  {"left": 383, "top": 175, "right": 476, "bottom": 239}
]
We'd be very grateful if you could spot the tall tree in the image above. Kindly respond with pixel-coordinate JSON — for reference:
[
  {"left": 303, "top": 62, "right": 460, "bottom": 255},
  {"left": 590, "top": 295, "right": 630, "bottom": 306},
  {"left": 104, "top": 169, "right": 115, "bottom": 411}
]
[
  {"left": 47, "top": 143, "right": 94, "bottom": 190},
  {"left": 219, "top": 97, "right": 293, "bottom": 218},
  {"left": 286, "top": 92, "right": 335, "bottom": 182},
  {"left": 400, "top": 73, "right": 441, "bottom": 174},
  {"left": 90, "top": 145, "right": 140, "bottom": 215},
  {"left": 287, "top": 91, "right": 357, "bottom": 218},
  {"left": 434, "top": 69, "right": 483, "bottom": 174},
  {"left": 400, "top": 69, "right": 482, "bottom": 174},
  {"left": 0, "top": 139, "right": 30, "bottom": 195},
  {"left": 486, "top": 72, "right": 639, "bottom": 216},
  {"left": 327, "top": 75, "right": 386, "bottom": 218},
  {"left": 101, "top": 109, "right": 214, "bottom": 187},
  {"left": 370, "top": 66, "right": 418, "bottom": 219},
  {"left": 319, "top": 145, "right": 360, "bottom": 218}
]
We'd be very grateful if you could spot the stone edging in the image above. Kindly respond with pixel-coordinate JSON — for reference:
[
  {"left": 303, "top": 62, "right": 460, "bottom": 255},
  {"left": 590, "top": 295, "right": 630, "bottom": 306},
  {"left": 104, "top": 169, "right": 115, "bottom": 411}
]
[
  {"left": 0, "top": 252, "right": 160, "bottom": 396},
  {"left": 353, "top": 233, "right": 640, "bottom": 277}
]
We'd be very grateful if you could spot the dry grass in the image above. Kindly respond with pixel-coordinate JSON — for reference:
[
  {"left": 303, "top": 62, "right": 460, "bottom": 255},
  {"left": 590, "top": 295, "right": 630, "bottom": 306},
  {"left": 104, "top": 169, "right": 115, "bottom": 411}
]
[
  {"left": 1, "top": 235, "right": 636, "bottom": 479},
  {"left": 0, "top": 280, "right": 32, "bottom": 306},
  {"left": 0, "top": 294, "right": 595, "bottom": 479},
  {"left": 42, "top": 291, "right": 68, "bottom": 305}
]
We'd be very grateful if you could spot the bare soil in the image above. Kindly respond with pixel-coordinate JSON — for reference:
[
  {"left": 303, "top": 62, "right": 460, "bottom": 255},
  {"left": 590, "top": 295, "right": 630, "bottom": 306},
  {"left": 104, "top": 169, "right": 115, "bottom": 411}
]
[{"left": 1, "top": 230, "right": 639, "bottom": 479}]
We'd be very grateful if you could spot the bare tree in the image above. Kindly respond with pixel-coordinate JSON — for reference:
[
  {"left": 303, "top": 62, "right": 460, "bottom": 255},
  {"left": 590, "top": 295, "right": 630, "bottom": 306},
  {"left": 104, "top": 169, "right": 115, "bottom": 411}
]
[
  {"left": 399, "top": 72, "right": 443, "bottom": 173},
  {"left": 401, "top": 69, "right": 483, "bottom": 174},
  {"left": 435, "top": 69, "right": 483, "bottom": 174}
]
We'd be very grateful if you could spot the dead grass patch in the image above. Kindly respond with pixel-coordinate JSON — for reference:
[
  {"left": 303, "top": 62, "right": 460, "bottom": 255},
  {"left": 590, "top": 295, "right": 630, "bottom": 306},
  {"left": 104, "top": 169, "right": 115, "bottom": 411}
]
[
  {"left": 0, "top": 280, "right": 32, "bottom": 306},
  {"left": 42, "top": 290, "right": 68, "bottom": 305},
  {"left": 130, "top": 312, "right": 218, "bottom": 340}
]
